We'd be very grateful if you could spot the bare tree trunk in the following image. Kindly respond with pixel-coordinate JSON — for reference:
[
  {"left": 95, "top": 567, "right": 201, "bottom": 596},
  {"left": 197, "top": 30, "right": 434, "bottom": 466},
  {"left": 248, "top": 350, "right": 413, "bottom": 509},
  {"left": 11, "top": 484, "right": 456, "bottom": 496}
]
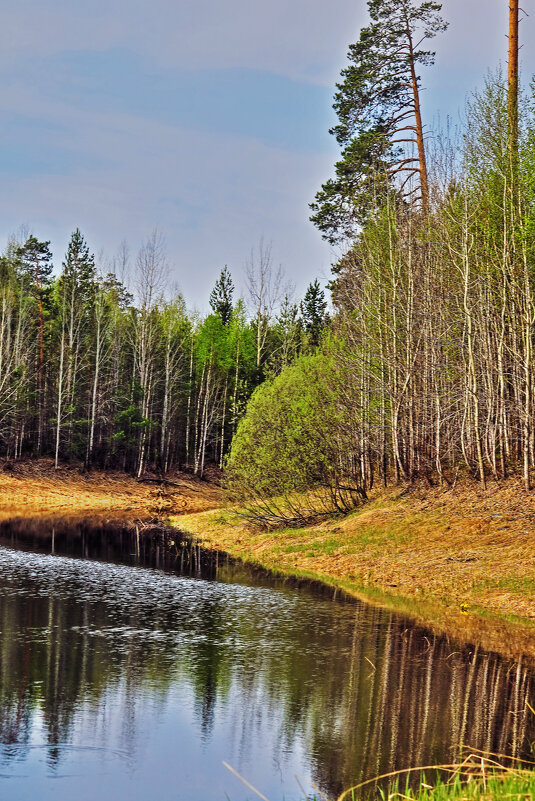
[
  {"left": 406, "top": 26, "right": 429, "bottom": 208},
  {"left": 54, "top": 290, "right": 67, "bottom": 470},
  {"left": 219, "top": 376, "right": 228, "bottom": 469},
  {"left": 464, "top": 270, "right": 486, "bottom": 486},
  {"left": 185, "top": 333, "right": 194, "bottom": 468},
  {"left": 160, "top": 327, "right": 171, "bottom": 468},
  {"left": 521, "top": 236, "right": 533, "bottom": 490},
  {"left": 87, "top": 302, "right": 104, "bottom": 469},
  {"left": 508, "top": 0, "right": 520, "bottom": 160},
  {"left": 198, "top": 362, "right": 212, "bottom": 478},
  {"left": 193, "top": 362, "right": 206, "bottom": 475},
  {"left": 35, "top": 262, "right": 44, "bottom": 453}
]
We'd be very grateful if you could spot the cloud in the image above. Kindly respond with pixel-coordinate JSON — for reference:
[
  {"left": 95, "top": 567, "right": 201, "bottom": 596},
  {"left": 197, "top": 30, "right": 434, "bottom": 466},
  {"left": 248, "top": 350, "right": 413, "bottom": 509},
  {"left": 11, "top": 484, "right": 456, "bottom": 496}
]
[
  {"left": 0, "top": 88, "right": 335, "bottom": 304},
  {"left": 1, "top": 0, "right": 535, "bottom": 308},
  {"left": 1, "top": 0, "right": 364, "bottom": 85}
]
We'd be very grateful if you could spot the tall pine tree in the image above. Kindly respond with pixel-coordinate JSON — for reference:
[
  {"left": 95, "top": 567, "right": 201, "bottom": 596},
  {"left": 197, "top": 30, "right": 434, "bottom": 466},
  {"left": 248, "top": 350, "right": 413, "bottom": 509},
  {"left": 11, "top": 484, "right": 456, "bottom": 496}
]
[{"left": 310, "top": 0, "right": 447, "bottom": 243}]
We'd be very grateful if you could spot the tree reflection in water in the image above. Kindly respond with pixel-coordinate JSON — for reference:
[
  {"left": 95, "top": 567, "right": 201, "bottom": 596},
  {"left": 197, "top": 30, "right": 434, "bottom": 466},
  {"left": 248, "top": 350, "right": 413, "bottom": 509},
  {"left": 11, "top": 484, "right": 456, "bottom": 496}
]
[{"left": 0, "top": 518, "right": 533, "bottom": 801}]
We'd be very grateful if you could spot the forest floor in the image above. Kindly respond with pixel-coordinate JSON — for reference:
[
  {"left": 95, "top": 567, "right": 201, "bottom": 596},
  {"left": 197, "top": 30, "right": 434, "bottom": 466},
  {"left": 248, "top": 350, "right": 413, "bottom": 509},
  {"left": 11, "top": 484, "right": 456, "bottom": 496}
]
[
  {"left": 173, "top": 477, "right": 535, "bottom": 661},
  {"left": 0, "top": 458, "right": 224, "bottom": 523}
]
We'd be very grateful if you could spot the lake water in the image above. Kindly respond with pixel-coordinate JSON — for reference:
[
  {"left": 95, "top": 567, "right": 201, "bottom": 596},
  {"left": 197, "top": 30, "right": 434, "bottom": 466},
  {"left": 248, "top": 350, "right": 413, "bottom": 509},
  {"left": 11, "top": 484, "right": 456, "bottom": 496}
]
[{"left": 0, "top": 518, "right": 533, "bottom": 801}]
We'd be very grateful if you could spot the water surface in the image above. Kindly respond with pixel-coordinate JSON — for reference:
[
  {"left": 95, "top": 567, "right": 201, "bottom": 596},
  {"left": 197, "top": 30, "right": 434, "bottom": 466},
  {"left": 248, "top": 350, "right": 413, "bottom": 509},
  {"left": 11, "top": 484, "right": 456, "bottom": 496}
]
[{"left": 0, "top": 519, "right": 533, "bottom": 801}]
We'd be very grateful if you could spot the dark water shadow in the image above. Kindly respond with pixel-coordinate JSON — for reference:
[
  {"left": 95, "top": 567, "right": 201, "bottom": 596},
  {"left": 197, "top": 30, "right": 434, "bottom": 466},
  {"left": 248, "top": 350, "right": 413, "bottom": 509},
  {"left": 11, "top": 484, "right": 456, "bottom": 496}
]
[{"left": 0, "top": 516, "right": 357, "bottom": 601}]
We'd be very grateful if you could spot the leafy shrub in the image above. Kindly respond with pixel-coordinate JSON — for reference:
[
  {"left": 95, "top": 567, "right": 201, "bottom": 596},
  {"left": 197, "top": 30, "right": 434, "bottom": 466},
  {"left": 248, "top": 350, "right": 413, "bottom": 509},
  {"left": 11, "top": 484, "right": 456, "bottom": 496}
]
[{"left": 225, "top": 351, "right": 367, "bottom": 526}]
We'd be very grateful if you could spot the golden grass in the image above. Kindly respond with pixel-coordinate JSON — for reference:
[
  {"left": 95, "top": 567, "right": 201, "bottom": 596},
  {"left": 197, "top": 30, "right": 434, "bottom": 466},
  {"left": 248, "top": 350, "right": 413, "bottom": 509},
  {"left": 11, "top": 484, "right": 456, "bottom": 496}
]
[
  {"left": 173, "top": 477, "right": 535, "bottom": 661},
  {"left": 0, "top": 458, "right": 223, "bottom": 522},
  {"left": 335, "top": 749, "right": 535, "bottom": 801}
]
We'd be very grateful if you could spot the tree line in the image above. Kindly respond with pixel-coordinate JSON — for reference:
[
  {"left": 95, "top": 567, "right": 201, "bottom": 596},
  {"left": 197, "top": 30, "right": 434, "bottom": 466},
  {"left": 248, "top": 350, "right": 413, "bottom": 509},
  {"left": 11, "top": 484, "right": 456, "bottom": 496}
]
[
  {"left": 227, "top": 0, "right": 535, "bottom": 523},
  {"left": 0, "top": 229, "right": 328, "bottom": 476}
]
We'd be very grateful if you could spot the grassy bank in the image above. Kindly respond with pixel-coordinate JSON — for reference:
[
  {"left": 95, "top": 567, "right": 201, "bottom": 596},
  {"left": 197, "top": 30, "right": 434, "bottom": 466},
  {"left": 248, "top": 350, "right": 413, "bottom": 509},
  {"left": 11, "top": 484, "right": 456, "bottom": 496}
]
[
  {"left": 173, "top": 478, "right": 535, "bottom": 661},
  {"left": 3, "top": 459, "right": 535, "bottom": 660},
  {"left": 340, "top": 769, "right": 535, "bottom": 801},
  {"left": 226, "top": 753, "right": 535, "bottom": 801},
  {"left": 0, "top": 458, "right": 223, "bottom": 522}
]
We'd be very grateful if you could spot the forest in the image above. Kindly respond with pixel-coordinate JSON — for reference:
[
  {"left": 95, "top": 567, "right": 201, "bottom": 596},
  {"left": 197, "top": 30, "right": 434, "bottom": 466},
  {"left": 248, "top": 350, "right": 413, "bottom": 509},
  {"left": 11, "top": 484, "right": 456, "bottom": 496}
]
[
  {"left": 0, "top": 0, "right": 532, "bottom": 526},
  {"left": 225, "top": 0, "right": 535, "bottom": 523},
  {"left": 2, "top": 4, "right": 535, "bottom": 801},
  {"left": 0, "top": 230, "right": 328, "bottom": 477}
]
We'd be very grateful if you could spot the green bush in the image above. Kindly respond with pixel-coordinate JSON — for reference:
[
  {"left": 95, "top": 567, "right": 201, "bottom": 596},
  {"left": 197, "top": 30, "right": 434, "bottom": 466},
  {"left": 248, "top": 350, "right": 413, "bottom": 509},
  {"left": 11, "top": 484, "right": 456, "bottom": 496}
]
[{"left": 225, "top": 351, "right": 366, "bottom": 525}]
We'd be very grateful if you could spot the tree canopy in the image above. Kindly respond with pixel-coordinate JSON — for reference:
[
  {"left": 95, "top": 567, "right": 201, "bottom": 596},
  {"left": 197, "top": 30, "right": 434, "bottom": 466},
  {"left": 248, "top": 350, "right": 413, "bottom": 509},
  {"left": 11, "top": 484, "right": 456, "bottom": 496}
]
[{"left": 310, "top": 0, "right": 447, "bottom": 243}]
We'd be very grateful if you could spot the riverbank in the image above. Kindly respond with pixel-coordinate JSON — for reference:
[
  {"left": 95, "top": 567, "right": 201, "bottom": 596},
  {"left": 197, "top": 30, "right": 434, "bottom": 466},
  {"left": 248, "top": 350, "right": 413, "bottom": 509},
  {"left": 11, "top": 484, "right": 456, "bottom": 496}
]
[
  {"left": 173, "top": 478, "right": 535, "bottom": 661},
  {"left": 4, "top": 460, "right": 535, "bottom": 660},
  {"left": 0, "top": 459, "right": 223, "bottom": 522}
]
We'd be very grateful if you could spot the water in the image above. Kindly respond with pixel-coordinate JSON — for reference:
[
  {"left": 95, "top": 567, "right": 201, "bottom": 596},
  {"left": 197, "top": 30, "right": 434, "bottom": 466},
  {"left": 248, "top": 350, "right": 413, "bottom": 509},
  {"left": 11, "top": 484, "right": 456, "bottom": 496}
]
[{"left": 0, "top": 518, "right": 533, "bottom": 801}]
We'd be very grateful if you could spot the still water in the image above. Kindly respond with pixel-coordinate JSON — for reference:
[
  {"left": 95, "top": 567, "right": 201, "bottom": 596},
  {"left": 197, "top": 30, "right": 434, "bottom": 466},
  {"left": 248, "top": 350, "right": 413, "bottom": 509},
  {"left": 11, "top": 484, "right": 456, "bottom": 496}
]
[{"left": 0, "top": 518, "right": 533, "bottom": 801}]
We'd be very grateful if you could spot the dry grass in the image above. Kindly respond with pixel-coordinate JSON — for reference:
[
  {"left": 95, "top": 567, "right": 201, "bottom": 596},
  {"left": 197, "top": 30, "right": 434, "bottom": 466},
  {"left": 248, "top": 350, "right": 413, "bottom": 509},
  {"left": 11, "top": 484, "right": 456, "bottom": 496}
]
[
  {"left": 174, "top": 477, "right": 535, "bottom": 661},
  {"left": 335, "top": 750, "right": 535, "bottom": 801},
  {"left": 0, "top": 458, "right": 223, "bottom": 522},
  {"left": 223, "top": 750, "right": 535, "bottom": 801}
]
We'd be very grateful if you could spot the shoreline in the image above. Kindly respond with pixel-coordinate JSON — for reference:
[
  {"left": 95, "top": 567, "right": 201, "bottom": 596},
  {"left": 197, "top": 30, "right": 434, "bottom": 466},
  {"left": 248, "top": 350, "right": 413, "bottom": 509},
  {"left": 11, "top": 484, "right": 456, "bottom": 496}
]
[
  {"left": 0, "top": 458, "right": 224, "bottom": 522},
  {"left": 2, "top": 460, "right": 535, "bottom": 661},
  {"left": 172, "top": 478, "right": 535, "bottom": 662}
]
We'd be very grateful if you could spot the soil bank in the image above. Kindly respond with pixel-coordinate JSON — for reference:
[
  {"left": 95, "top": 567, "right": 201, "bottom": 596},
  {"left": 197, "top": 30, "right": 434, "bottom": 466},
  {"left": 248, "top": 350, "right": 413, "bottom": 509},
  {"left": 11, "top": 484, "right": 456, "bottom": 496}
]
[
  {"left": 0, "top": 459, "right": 223, "bottom": 522},
  {"left": 173, "top": 478, "right": 535, "bottom": 662}
]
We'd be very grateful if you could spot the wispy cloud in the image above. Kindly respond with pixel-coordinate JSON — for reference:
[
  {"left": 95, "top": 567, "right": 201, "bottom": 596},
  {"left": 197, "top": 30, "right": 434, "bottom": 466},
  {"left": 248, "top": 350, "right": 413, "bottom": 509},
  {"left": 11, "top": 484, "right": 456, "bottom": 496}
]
[{"left": 0, "top": 0, "right": 534, "bottom": 305}]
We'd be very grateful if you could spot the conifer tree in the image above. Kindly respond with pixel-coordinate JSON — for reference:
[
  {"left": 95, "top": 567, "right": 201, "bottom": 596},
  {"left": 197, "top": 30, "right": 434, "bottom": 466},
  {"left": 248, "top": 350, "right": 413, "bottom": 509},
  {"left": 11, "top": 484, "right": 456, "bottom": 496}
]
[
  {"left": 17, "top": 236, "right": 53, "bottom": 451},
  {"left": 311, "top": 0, "right": 447, "bottom": 243},
  {"left": 270, "top": 294, "right": 302, "bottom": 372},
  {"left": 55, "top": 230, "right": 96, "bottom": 464},
  {"left": 300, "top": 280, "right": 329, "bottom": 347},
  {"left": 209, "top": 266, "right": 234, "bottom": 325},
  {"left": 62, "top": 228, "right": 96, "bottom": 301}
]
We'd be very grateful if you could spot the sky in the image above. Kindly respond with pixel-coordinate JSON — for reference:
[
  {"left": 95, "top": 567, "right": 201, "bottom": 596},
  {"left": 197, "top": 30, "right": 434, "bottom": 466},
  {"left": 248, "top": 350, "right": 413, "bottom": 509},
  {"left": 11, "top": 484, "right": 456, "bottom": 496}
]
[{"left": 1, "top": 0, "right": 534, "bottom": 308}]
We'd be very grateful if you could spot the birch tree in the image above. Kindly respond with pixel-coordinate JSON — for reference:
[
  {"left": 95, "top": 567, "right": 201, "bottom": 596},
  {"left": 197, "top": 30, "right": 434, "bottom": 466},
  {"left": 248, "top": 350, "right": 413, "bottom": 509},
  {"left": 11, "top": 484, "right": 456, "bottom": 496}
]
[
  {"left": 132, "top": 230, "right": 168, "bottom": 476},
  {"left": 245, "top": 239, "right": 284, "bottom": 371}
]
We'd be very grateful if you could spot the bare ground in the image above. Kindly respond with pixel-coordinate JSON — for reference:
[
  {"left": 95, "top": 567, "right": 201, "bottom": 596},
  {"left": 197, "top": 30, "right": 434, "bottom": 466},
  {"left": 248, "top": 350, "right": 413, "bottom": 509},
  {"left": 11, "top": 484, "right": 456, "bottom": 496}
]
[{"left": 0, "top": 458, "right": 224, "bottom": 522}]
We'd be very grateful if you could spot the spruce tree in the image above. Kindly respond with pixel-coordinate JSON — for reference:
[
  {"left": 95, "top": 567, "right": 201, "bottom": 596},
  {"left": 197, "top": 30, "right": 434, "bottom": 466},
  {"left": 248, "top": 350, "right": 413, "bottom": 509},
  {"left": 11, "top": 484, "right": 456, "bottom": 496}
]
[
  {"left": 300, "top": 280, "right": 329, "bottom": 346},
  {"left": 55, "top": 230, "right": 96, "bottom": 462},
  {"left": 209, "top": 266, "right": 234, "bottom": 325},
  {"left": 62, "top": 228, "right": 96, "bottom": 303}
]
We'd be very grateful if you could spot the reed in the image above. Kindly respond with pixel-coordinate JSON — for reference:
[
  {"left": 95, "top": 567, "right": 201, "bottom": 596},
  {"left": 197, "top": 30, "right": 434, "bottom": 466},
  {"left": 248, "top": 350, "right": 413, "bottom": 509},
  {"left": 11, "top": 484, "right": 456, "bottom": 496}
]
[
  {"left": 338, "top": 750, "right": 535, "bottom": 801},
  {"left": 225, "top": 751, "right": 535, "bottom": 801}
]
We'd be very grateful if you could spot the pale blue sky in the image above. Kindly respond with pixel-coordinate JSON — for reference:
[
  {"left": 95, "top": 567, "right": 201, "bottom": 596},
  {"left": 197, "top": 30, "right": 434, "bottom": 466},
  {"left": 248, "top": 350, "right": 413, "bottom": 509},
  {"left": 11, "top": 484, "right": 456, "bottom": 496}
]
[{"left": 1, "top": 0, "right": 533, "bottom": 306}]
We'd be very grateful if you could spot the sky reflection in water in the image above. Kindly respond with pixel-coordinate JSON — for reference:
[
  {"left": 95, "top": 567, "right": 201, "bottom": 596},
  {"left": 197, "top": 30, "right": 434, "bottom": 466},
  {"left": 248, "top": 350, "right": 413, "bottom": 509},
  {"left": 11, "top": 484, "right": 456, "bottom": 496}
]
[{"left": 0, "top": 520, "right": 533, "bottom": 801}]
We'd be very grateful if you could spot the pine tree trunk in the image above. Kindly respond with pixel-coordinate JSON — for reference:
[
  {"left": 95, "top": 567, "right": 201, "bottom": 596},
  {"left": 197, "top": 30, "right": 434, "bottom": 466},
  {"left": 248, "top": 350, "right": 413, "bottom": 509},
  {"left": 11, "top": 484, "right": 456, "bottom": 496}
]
[
  {"left": 160, "top": 329, "right": 171, "bottom": 468},
  {"left": 406, "top": 27, "right": 429, "bottom": 209},
  {"left": 508, "top": 0, "right": 520, "bottom": 160}
]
